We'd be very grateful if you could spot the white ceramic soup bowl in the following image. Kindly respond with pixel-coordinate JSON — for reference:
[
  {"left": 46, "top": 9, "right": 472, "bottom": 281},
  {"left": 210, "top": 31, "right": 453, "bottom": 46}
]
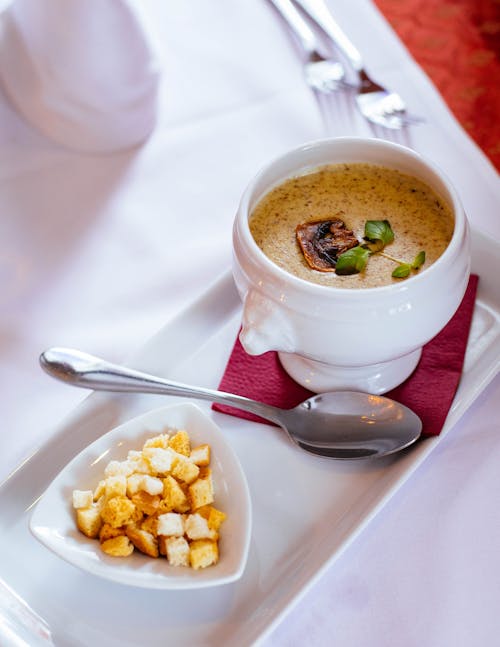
[{"left": 232, "top": 137, "right": 471, "bottom": 394}]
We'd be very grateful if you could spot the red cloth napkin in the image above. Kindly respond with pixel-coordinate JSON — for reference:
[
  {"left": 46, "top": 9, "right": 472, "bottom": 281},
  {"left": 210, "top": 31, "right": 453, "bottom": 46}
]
[{"left": 213, "top": 275, "right": 478, "bottom": 436}]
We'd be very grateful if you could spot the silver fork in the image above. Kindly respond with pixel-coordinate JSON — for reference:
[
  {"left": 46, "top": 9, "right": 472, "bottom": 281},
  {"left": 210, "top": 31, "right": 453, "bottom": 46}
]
[
  {"left": 267, "top": 0, "right": 354, "bottom": 94},
  {"left": 292, "top": 0, "right": 423, "bottom": 129}
]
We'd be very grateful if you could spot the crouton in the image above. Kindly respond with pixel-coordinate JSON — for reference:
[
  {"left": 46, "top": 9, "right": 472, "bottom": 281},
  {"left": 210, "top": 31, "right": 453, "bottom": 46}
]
[
  {"left": 131, "top": 490, "right": 160, "bottom": 516},
  {"left": 142, "top": 447, "right": 174, "bottom": 475},
  {"left": 101, "top": 535, "right": 134, "bottom": 557},
  {"left": 198, "top": 466, "right": 211, "bottom": 479},
  {"left": 189, "top": 539, "right": 219, "bottom": 569},
  {"left": 171, "top": 455, "right": 199, "bottom": 484},
  {"left": 207, "top": 507, "right": 226, "bottom": 531},
  {"left": 188, "top": 473, "right": 214, "bottom": 510},
  {"left": 126, "top": 473, "right": 144, "bottom": 497},
  {"left": 140, "top": 515, "right": 159, "bottom": 537},
  {"left": 162, "top": 536, "right": 190, "bottom": 566},
  {"left": 72, "top": 489, "right": 93, "bottom": 510},
  {"left": 104, "top": 475, "right": 127, "bottom": 499},
  {"left": 126, "top": 451, "right": 150, "bottom": 474},
  {"left": 139, "top": 474, "right": 164, "bottom": 496},
  {"left": 195, "top": 504, "right": 211, "bottom": 519},
  {"left": 93, "top": 480, "right": 106, "bottom": 501},
  {"left": 158, "top": 534, "right": 168, "bottom": 556},
  {"left": 104, "top": 460, "right": 134, "bottom": 478},
  {"left": 101, "top": 496, "right": 136, "bottom": 528},
  {"left": 196, "top": 506, "right": 226, "bottom": 531},
  {"left": 126, "top": 525, "right": 159, "bottom": 558},
  {"left": 143, "top": 433, "right": 170, "bottom": 449},
  {"left": 162, "top": 475, "right": 190, "bottom": 513},
  {"left": 185, "top": 513, "right": 217, "bottom": 540},
  {"left": 168, "top": 430, "right": 190, "bottom": 456},
  {"left": 157, "top": 512, "right": 185, "bottom": 537},
  {"left": 94, "top": 495, "right": 106, "bottom": 512},
  {"left": 189, "top": 444, "right": 210, "bottom": 466},
  {"left": 76, "top": 505, "right": 102, "bottom": 538},
  {"left": 99, "top": 522, "right": 125, "bottom": 543}
]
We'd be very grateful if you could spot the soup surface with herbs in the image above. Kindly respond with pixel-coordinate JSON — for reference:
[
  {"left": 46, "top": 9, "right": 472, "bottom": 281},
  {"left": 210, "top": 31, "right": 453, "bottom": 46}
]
[{"left": 249, "top": 163, "right": 454, "bottom": 288}]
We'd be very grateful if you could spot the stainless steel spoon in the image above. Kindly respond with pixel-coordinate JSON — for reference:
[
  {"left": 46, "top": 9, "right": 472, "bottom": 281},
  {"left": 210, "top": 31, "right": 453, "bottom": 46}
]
[{"left": 40, "top": 347, "right": 422, "bottom": 460}]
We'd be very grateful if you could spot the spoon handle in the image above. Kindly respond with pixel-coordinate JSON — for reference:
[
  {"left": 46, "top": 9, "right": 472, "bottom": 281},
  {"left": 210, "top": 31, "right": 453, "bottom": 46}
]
[{"left": 40, "top": 347, "right": 283, "bottom": 426}]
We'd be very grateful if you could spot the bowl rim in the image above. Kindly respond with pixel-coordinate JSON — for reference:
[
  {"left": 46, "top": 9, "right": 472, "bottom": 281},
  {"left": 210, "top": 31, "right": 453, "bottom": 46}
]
[{"left": 234, "top": 136, "right": 467, "bottom": 297}]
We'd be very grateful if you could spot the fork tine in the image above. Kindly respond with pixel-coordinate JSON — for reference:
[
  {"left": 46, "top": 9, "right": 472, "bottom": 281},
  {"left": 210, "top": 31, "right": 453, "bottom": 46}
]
[
  {"left": 316, "top": 78, "right": 358, "bottom": 93},
  {"left": 338, "top": 79, "right": 358, "bottom": 91},
  {"left": 387, "top": 114, "right": 425, "bottom": 127},
  {"left": 399, "top": 114, "right": 426, "bottom": 126},
  {"left": 374, "top": 111, "right": 425, "bottom": 129}
]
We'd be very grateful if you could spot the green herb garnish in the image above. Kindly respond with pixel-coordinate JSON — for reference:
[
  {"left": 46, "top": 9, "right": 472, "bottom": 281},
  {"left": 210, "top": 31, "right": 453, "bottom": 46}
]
[
  {"left": 335, "top": 220, "right": 426, "bottom": 280},
  {"left": 364, "top": 219, "right": 395, "bottom": 247},
  {"left": 335, "top": 246, "right": 371, "bottom": 275},
  {"left": 412, "top": 251, "right": 426, "bottom": 270},
  {"left": 392, "top": 264, "right": 411, "bottom": 278}
]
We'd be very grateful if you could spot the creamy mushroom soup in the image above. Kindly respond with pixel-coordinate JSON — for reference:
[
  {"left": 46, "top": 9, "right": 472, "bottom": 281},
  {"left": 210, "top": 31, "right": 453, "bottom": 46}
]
[{"left": 249, "top": 163, "right": 454, "bottom": 288}]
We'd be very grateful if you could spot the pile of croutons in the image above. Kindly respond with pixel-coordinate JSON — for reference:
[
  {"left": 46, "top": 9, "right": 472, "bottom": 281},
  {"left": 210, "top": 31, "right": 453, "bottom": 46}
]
[{"left": 72, "top": 429, "right": 225, "bottom": 570}]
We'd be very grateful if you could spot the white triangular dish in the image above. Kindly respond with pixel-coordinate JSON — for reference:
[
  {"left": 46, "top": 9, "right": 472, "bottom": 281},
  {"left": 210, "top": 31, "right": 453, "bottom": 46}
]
[{"left": 30, "top": 403, "right": 252, "bottom": 589}]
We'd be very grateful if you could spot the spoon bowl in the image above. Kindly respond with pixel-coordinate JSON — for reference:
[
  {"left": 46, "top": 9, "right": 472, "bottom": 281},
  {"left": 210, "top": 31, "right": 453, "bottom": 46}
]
[
  {"left": 40, "top": 348, "right": 422, "bottom": 460},
  {"left": 280, "top": 391, "right": 420, "bottom": 458}
]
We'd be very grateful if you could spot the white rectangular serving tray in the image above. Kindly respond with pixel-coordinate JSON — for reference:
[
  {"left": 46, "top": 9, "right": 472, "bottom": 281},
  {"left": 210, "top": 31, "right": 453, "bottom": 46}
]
[{"left": 1, "top": 228, "right": 498, "bottom": 647}]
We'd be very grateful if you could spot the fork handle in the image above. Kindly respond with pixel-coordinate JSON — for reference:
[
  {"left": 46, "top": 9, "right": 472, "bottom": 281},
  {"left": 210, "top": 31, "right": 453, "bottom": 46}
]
[
  {"left": 267, "top": 0, "right": 320, "bottom": 56},
  {"left": 293, "top": 0, "right": 363, "bottom": 71}
]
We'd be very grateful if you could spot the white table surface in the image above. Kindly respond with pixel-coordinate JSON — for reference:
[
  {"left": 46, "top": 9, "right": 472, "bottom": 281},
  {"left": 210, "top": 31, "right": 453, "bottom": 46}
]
[{"left": 1, "top": 1, "right": 499, "bottom": 645}]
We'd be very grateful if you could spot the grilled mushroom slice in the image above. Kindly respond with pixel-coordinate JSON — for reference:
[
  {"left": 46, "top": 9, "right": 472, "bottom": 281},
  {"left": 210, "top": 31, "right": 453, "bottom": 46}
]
[{"left": 296, "top": 218, "right": 359, "bottom": 271}]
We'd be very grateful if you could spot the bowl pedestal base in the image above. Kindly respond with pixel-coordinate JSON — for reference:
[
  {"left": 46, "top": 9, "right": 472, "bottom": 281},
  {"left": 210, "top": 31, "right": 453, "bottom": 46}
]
[{"left": 278, "top": 348, "right": 422, "bottom": 394}]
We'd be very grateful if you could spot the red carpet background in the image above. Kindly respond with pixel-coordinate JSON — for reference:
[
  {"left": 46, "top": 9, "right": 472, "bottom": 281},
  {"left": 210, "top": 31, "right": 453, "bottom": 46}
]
[{"left": 375, "top": 0, "right": 500, "bottom": 170}]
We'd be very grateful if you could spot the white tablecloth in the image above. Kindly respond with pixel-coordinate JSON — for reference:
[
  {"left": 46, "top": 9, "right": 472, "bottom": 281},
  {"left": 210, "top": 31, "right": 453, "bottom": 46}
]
[{"left": 1, "top": 1, "right": 499, "bottom": 645}]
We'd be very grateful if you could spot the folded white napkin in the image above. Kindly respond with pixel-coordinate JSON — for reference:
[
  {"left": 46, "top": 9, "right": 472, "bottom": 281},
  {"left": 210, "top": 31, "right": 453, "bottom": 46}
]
[{"left": 0, "top": 0, "right": 161, "bottom": 152}]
